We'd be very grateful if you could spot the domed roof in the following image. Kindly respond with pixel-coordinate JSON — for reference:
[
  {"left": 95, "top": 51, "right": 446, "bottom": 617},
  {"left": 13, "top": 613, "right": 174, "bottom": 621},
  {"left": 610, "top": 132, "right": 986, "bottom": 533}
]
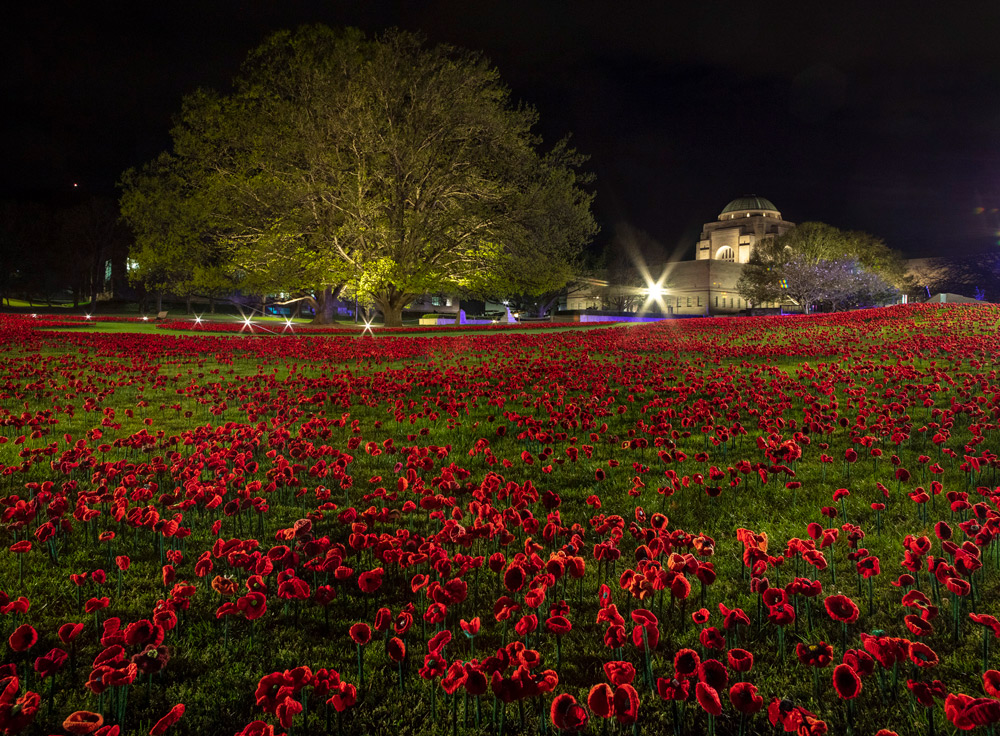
[{"left": 720, "top": 195, "right": 779, "bottom": 215}]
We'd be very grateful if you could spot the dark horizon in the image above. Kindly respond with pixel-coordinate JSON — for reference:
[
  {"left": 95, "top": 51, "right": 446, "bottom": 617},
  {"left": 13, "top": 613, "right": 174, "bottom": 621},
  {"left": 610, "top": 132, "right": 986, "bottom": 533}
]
[{"left": 4, "top": 1, "right": 1000, "bottom": 260}]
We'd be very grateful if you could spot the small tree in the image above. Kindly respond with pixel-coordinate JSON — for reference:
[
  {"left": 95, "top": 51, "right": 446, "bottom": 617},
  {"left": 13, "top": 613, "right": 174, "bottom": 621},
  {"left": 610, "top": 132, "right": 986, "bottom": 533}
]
[{"left": 736, "top": 237, "right": 787, "bottom": 310}]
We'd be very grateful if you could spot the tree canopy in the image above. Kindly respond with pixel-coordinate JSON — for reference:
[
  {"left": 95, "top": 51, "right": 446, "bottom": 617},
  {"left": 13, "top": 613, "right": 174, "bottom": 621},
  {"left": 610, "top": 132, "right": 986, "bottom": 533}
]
[
  {"left": 120, "top": 25, "right": 597, "bottom": 325},
  {"left": 736, "top": 222, "right": 908, "bottom": 313}
]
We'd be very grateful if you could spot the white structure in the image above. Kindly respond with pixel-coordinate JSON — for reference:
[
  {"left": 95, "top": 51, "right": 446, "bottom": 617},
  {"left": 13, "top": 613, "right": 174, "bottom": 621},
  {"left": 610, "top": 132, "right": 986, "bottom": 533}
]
[{"left": 695, "top": 196, "right": 796, "bottom": 264}]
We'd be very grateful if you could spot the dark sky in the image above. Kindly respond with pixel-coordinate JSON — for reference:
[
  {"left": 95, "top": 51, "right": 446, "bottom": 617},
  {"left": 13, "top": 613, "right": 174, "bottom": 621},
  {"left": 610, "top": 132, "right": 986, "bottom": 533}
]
[{"left": 4, "top": 1, "right": 1000, "bottom": 259}]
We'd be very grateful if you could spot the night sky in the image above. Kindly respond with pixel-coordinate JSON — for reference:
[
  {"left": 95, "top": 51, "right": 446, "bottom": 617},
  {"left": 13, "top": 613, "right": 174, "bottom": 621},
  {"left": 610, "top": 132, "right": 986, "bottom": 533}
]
[{"left": 4, "top": 1, "right": 1000, "bottom": 259}]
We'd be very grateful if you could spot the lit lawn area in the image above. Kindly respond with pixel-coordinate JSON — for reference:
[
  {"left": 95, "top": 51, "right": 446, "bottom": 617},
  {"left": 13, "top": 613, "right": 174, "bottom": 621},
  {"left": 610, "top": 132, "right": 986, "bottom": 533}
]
[{"left": 1, "top": 303, "right": 999, "bottom": 736}]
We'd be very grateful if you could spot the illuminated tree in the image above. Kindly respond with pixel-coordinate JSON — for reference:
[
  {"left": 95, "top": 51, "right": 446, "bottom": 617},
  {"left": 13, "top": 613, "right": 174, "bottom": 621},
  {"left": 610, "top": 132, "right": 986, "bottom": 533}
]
[
  {"left": 737, "top": 222, "right": 909, "bottom": 312},
  {"left": 121, "top": 25, "right": 596, "bottom": 326}
]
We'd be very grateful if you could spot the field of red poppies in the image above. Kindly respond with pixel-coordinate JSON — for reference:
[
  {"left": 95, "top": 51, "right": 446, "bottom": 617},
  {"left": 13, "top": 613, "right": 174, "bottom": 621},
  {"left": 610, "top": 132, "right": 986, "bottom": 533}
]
[{"left": 2, "top": 303, "right": 1000, "bottom": 736}]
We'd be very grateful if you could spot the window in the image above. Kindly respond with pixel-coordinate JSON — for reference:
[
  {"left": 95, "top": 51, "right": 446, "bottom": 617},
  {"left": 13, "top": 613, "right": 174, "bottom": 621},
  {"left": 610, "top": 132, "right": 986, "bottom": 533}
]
[
  {"left": 697, "top": 297, "right": 702, "bottom": 307},
  {"left": 714, "top": 296, "right": 718, "bottom": 307},
  {"left": 716, "top": 246, "right": 735, "bottom": 262},
  {"left": 686, "top": 297, "right": 691, "bottom": 307}
]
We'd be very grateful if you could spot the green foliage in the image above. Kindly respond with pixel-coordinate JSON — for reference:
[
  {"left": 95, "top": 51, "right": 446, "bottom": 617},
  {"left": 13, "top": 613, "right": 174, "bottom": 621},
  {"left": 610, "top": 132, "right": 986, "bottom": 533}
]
[
  {"left": 737, "top": 222, "right": 910, "bottom": 311},
  {"left": 120, "top": 25, "right": 597, "bottom": 326}
]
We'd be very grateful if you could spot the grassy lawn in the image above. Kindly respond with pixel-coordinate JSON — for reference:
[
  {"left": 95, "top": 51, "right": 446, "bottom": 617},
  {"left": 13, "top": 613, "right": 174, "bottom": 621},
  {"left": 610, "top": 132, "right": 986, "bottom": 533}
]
[{"left": 1, "top": 303, "right": 998, "bottom": 736}]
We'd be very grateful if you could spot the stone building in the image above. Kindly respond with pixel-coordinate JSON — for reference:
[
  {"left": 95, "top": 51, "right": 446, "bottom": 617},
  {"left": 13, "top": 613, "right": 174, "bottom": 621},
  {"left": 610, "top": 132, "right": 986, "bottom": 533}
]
[
  {"left": 694, "top": 195, "right": 796, "bottom": 264},
  {"left": 665, "top": 195, "right": 795, "bottom": 315},
  {"left": 563, "top": 196, "right": 797, "bottom": 317}
]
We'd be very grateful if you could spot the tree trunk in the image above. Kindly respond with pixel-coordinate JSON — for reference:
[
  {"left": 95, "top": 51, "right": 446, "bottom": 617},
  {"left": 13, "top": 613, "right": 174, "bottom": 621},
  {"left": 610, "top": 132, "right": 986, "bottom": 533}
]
[
  {"left": 209, "top": 297, "right": 216, "bottom": 314},
  {"left": 156, "top": 293, "right": 163, "bottom": 312},
  {"left": 185, "top": 294, "right": 193, "bottom": 314},
  {"left": 310, "top": 285, "right": 344, "bottom": 325},
  {"left": 374, "top": 287, "right": 413, "bottom": 328}
]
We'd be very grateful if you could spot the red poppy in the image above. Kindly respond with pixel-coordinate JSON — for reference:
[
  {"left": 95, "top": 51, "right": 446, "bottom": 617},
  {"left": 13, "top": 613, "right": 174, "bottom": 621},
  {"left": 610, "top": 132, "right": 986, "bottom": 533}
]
[
  {"left": 503, "top": 566, "right": 526, "bottom": 593},
  {"left": 545, "top": 615, "right": 572, "bottom": 636},
  {"left": 358, "top": 568, "right": 384, "bottom": 594},
  {"left": 674, "top": 648, "right": 701, "bottom": 678},
  {"left": 588, "top": 683, "right": 614, "bottom": 718},
  {"left": 969, "top": 613, "right": 1000, "bottom": 637},
  {"left": 550, "top": 692, "right": 588, "bottom": 732},
  {"left": 729, "top": 682, "right": 764, "bottom": 714},
  {"left": 8, "top": 624, "right": 37, "bottom": 652},
  {"left": 612, "top": 683, "right": 640, "bottom": 725},
  {"left": 824, "top": 594, "right": 859, "bottom": 624},
  {"left": 603, "top": 661, "right": 636, "bottom": 687},
  {"left": 237, "top": 592, "right": 267, "bottom": 620},
  {"left": 656, "top": 676, "right": 690, "bottom": 702},
  {"left": 727, "top": 648, "right": 754, "bottom": 673},
  {"left": 275, "top": 697, "right": 303, "bottom": 729},
  {"left": 460, "top": 617, "right": 481, "bottom": 637},
  {"left": 386, "top": 637, "right": 406, "bottom": 663},
  {"left": 946, "top": 577, "right": 971, "bottom": 596},
  {"left": 985, "top": 671, "right": 1000, "bottom": 698},
  {"left": 348, "top": 623, "right": 372, "bottom": 646},
  {"left": 63, "top": 710, "right": 104, "bottom": 735},
  {"left": 692, "top": 607, "right": 710, "bottom": 625},
  {"left": 441, "top": 661, "right": 468, "bottom": 695},
  {"left": 394, "top": 611, "right": 414, "bottom": 636},
  {"left": 908, "top": 641, "right": 939, "bottom": 668},
  {"left": 34, "top": 647, "right": 69, "bottom": 678},
  {"left": 632, "top": 623, "right": 659, "bottom": 649},
  {"left": 859, "top": 633, "right": 903, "bottom": 669},
  {"left": 795, "top": 641, "right": 833, "bottom": 668},
  {"left": 698, "top": 659, "right": 729, "bottom": 692},
  {"left": 832, "top": 664, "right": 862, "bottom": 699},
  {"left": 696, "top": 682, "right": 722, "bottom": 716},
  {"left": 428, "top": 629, "right": 451, "bottom": 654},
  {"left": 904, "top": 614, "right": 933, "bottom": 637},
  {"left": 464, "top": 663, "right": 488, "bottom": 696},
  {"left": 149, "top": 703, "right": 184, "bottom": 735},
  {"left": 767, "top": 603, "right": 795, "bottom": 627},
  {"left": 699, "top": 626, "right": 726, "bottom": 651},
  {"left": 85, "top": 597, "right": 110, "bottom": 614},
  {"left": 945, "top": 693, "right": 1000, "bottom": 730},
  {"left": 59, "top": 622, "right": 85, "bottom": 644},
  {"left": 907, "top": 679, "right": 947, "bottom": 707},
  {"left": 327, "top": 681, "right": 358, "bottom": 712}
]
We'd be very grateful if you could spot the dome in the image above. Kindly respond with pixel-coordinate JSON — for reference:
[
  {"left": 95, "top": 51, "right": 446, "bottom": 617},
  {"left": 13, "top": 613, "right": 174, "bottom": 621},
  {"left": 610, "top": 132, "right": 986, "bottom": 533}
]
[{"left": 719, "top": 195, "right": 779, "bottom": 218}]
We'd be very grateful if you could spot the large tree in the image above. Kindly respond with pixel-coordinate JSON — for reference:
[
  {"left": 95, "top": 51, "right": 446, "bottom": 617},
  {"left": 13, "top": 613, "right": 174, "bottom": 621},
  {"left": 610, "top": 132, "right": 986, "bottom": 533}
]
[
  {"left": 121, "top": 26, "right": 597, "bottom": 326},
  {"left": 737, "top": 222, "right": 908, "bottom": 312}
]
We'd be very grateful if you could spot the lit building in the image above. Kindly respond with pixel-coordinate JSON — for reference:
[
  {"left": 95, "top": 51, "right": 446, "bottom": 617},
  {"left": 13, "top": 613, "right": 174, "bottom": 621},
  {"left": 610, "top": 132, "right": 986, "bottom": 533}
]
[
  {"left": 665, "top": 196, "right": 796, "bottom": 315},
  {"left": 694, "top": 196, "right": 796, "bottom": 264},
  {"left": 562, "top": 196, "right": 798, "bottom": 318}
]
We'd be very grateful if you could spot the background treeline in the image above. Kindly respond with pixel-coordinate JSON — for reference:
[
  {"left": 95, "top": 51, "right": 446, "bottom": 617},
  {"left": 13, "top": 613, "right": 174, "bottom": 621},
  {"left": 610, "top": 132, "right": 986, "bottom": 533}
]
[{"left": 0, "top": 195, "right": 131, "bottom": 308}]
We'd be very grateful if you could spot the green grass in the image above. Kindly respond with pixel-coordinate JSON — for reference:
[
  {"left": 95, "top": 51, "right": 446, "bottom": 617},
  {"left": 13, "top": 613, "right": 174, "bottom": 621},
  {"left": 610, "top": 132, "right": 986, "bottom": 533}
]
[{"left": 0, "top": 304, "right": 998, "bottom": 735}]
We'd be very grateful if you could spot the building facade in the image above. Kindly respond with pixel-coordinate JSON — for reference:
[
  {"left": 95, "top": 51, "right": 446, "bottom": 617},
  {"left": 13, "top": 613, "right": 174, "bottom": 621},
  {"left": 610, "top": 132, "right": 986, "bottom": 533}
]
[
  {"left": 694, "top": 195, "right": 796, "bottom": 264},
  {"left": 663, "top": 196, "right": 795, "bottom": 315}
]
